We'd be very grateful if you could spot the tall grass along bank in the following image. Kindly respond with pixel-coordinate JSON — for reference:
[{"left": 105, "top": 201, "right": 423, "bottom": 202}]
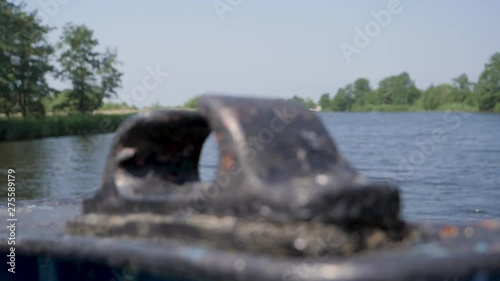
[{"left": 0, "top": 114, "right": 133, "bottom": 142}]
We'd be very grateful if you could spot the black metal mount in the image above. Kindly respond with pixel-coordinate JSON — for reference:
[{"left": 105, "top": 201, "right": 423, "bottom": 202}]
[
  {"left": 69, "top": 95, "right": 406, "bottom": 256},
  {"left": 82, "top": 95, "right": 400, "bottom": 224}
]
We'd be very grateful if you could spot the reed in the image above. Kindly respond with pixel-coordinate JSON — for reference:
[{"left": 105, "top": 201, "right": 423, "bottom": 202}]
[{"left": 0, "top": 114, "right": 133, "bottom": 142}]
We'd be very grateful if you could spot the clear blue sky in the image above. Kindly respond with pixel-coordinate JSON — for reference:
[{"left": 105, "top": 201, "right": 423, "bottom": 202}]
[{"left": 23, "top": 0, "right": 500, "bottom": 107}]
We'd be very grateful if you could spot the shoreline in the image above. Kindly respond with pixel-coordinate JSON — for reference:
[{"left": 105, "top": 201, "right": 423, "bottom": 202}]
[{"left": 1, "top": 110, "right": 498, "bottom": 143}]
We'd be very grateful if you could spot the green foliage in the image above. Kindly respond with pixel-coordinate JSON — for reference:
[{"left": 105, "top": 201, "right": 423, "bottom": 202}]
[
  {"left": 56, "top": 23, "right": 123, "bottom": 113},
  {"left": 331, "top": 86, "right": 354, "bottom": 111},
  {"left": 99, "top": 102, "right": 137, "bottom": 111},
  {"left": 318, "top": 93, "right": 331, "bottom": 111},
  {"left": 435, "top": 103, "right": 478, "bottom": 112},
  {"left": 179, "top": 58, "right": 500, "bottom": 114},
  {"left": 421, "top": 84, "right": 454, "bottom": 110},
  {"left": 41, "top": 89, "right": 72, "bottom": 113},
  {"left": 453, "top": 73, "right": 474, "bottom": 92},
  {"left": 291, "top": 95, "right": 317, "bottom": 108},
  {"left": 475, "top": 53, "right": 500, "bottom": 111},
  {"left": 0, "top": 0, "right": 53, "bottom": 117},
  {"left": 315, "top": 67, "right": 499, "bottom": 112},
  {"left": 421, "top": 79, "right": 477, "bottom": 111},
  {"left": 330, "top": 78, "right": 373, "bottom": 111},
  {"left": 352, "top": 104, "right": 412, "bottom": 112},
  {"left": 0, "top": 3, "right": 124, "bottom": 117},
  {"left": 0, "top": 113, "right": 132, "bottom": 141},
  {"left": 494, "top": 103, "right": 500, "bottom": 113},
  {"left": 375, "top": 72, "right": 421, "bottom": 105},
  {"left": 352, "top": 78, "right": 372, "bottom": 106},
  {"left": 183, "top": 96, "right": 200, "bottom": 109}
]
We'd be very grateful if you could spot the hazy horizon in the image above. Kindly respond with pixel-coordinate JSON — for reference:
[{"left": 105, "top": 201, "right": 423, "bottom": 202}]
[{"left": 22, "top": 0, "right": 500, "bottom": 107}]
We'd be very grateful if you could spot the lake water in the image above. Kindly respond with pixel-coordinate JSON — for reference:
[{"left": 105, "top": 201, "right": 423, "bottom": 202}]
[{"left": 1, "top": 112, "right": 499, "bottom": 222}]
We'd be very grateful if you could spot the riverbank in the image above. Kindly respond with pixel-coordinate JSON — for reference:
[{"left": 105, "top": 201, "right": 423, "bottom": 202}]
[
  {"left": 0, "top": 114, "right": 133, "bottom": 142},
  {"left": 344, "top": 103, "right": 485, "bottom": 112},
  {"left": 1, "top": 107, "right": 498, "bottom": 142}
]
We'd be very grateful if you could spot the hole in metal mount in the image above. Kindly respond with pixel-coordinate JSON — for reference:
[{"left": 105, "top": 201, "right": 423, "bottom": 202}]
[{"left": 199, "top": 132, "right": 219, "bottom": 182}]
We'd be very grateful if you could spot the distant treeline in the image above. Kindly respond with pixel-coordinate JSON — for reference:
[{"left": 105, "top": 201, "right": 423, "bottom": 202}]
[
  {"left": 181, "top": 53, "right": 500, "bottom": 113},
  {"left": 298, "top": 52, "right": 500, "bottom": 112}
]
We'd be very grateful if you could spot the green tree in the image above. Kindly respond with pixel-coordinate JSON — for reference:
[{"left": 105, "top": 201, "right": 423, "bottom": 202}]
[
  {"left": 99, "top": 102, "right": 136, "bottom": 111},
  {"left": 453, "top": 73, "right": 473, "bottom": 92},
  {"left": 305, "top": 98, "right": 316, "bottom": 108},
  {"left": 331, "top": 86, "right": 354, "bottom": 111},
  {"left": 291, "top": 95, "right": 304, "bottom": 104},
  {"left": 376, "top": 72, "right": 420, "bottom": 105},
  {"left": 318, "top": 93, "right": 331, "bottom": 111},
  {"left": 451, "top": 73, "right": 475, "bottom": 106},
  {"left": 475, "top": 53, "right": 500, "bottom": 111},
  {"left": 421, "top": 84, "right": 455, "bottom": 110},
  {"left": 291, "top": 95, "right": 316, "bottom": 108},
  {"left": 183, "top": 96, "right": 200, "bottom": 109},
  {"left": 0, "top": 0, "right": 17, "bottom": 116},
  {"left": 0, "top": 0, "right": 53, "bottom": 117},
  {"left": 57, "top": 23, "right": 122, "bottom": 113},
  {"left": 352, "top": 78, "right": 372, "bottom": 105}
]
